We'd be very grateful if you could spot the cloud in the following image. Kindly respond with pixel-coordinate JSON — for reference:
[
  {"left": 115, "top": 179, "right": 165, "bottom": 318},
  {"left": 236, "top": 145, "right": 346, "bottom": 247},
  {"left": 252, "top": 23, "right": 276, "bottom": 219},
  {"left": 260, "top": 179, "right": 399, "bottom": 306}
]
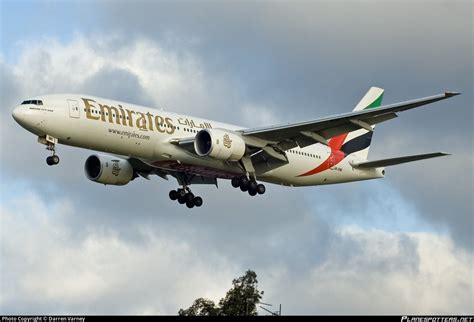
[
  {"left": 0, "top": 191, "right": 234, "bottom": 314},
  {"left": 262, "top": 228, "right": 473, "bottom": 315},
  {"left": 241, "top": 102, "right": 281, "bottom": 127},
  {"left": 1, "top": 190, "right": 472, "bottom": 314}
]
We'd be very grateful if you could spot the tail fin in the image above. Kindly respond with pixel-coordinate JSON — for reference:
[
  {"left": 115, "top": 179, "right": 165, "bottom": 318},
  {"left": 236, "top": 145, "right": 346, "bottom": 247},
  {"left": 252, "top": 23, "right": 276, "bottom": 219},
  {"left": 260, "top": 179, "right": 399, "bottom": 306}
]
[
  {"left": 352, "top": 86, "right": 385, "bottom": 112},
  {"left": 329, "top": 87, "right": 384, "bottom": 160}
]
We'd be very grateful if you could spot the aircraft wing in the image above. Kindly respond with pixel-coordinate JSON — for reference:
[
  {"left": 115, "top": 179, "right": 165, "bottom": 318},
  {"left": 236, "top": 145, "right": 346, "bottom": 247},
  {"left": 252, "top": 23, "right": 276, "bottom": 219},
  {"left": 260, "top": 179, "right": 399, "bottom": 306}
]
[
  {"left": 240, "top": 92, "right": 460, "bottom": 150},
  {"left": 165, "top": 91, "right": 458, "bottom": 175}
]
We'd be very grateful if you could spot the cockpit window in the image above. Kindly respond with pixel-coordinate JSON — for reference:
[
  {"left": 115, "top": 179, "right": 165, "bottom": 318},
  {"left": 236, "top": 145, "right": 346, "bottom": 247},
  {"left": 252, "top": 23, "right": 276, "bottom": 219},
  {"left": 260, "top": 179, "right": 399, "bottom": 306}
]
[{"left": 21, "top": 100, "right": 43, "bottom": 105}]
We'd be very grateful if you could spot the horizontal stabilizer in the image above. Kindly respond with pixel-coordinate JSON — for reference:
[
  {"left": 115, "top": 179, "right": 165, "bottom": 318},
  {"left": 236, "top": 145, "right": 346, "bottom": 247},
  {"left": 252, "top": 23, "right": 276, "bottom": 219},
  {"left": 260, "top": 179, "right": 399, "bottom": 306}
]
[{"left": 353, "top": 152, "right": 450, "bottom": 168}]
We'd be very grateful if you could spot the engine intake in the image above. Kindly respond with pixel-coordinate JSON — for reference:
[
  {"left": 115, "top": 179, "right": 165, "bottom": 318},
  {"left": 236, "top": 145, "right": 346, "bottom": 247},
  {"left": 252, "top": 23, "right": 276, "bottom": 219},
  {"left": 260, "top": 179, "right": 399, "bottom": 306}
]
[
  {"left": 194, "top": 129, "right": 246, "bottom": 161},
  {"left": 84, "top": 154, "right": 134, "bottom": 185}
]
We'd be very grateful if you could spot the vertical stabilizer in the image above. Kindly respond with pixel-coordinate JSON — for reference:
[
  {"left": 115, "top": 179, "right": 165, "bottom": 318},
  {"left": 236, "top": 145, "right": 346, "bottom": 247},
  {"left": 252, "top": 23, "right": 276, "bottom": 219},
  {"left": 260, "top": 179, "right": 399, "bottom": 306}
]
[
  {"left": 353, "top": 87, "right": 384, "bottom": 112},
  {"left": 329, "top": 87, "right": 384, "bottom": 160}
]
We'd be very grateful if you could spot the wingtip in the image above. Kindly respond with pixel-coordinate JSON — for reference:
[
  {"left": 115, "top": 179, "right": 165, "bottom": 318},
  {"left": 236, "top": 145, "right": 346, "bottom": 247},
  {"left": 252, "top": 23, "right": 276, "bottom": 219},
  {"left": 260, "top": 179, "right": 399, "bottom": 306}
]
[{"left": 445, "top": 91, "right": 461, "bottom": 97}]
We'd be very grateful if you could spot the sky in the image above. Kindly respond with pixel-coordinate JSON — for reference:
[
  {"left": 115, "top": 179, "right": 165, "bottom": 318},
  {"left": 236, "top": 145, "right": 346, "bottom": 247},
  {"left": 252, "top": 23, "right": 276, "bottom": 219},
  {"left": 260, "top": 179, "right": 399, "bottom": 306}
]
[{"left": 0, "top": 0, "right": 473, "bottom": 315}]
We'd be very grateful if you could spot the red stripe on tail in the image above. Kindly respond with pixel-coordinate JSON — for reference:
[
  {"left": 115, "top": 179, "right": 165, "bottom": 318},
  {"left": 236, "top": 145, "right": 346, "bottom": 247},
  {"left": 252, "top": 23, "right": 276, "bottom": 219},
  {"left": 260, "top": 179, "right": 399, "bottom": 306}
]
[{"left": 297, "top": 133, "right": 348, "bottom": 177}]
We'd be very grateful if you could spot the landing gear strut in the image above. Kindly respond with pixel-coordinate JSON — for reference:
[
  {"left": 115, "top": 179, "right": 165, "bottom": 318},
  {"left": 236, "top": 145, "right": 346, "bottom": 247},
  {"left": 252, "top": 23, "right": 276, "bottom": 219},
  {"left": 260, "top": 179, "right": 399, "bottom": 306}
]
[
  {"left": 231, "top": 176, "right": 266, "bottom": 197},
  {"left": 169, "top": 186, "right": 203, "bottom": 208},
  {"left": 39, "top": 135, "right": 60, "bottom": 166},
  {"left": 45, "top": 142, "right": 60, "bottom": 166}
]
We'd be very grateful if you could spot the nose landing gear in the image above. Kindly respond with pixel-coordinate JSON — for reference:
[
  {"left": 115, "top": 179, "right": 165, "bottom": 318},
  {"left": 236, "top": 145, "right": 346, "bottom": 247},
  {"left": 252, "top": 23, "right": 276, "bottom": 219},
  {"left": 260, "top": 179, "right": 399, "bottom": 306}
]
[
  {"left": 39, "top": 135, "right": 60, "bottom": 166},
  {"left": 45, "top": 141, "right": 60, "bottom": 166}
]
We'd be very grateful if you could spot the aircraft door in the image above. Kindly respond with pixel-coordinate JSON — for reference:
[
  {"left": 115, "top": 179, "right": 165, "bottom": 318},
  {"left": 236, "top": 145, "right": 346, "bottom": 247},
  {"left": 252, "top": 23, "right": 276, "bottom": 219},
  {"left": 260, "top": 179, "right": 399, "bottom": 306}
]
[{"left": 68, "top": 99, "right": 80, "bottom": 118}]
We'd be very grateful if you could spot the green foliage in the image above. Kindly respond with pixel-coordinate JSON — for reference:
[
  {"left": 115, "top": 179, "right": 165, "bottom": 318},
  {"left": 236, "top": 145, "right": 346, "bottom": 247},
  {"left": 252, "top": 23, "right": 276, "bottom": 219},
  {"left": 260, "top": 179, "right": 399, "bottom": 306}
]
[
  {"left": 219, "top": 270, "right": 263, "bottom": 316},
  {"left": 178, "top": 298, "right": 220, "bottom": 316},
  {"left": 178, "top": 270, "right": 263, "bottom": 316}
]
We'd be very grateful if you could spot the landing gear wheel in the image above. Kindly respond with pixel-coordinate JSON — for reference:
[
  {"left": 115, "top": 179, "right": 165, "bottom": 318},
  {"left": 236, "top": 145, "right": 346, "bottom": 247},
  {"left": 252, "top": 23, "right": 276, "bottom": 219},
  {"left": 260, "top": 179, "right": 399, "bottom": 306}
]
[
  {"left": 256, "top": 184, "right": 266, "bottom": 195},
  {"left": 248, "top": 180, "right": 258, "bottom": 191},
  {"left": 239, "top": 176, "right": 249, "bottom": 187},
  {"left": 46, "top": 156, "right": 54, "bottom": 166},
  {"left": 177, "top": 189, "right": 186, "bottom": 198},
  {"left": 231, "top": 177, "right": 240, "bottom": 188},
  {"left": 240, "top": 184, "right": 248, "bottom": 192},
  {"left": 193, "top": 196, "right": 203, "bottom": 207},
  {"left": 248, "top": 189, "right": 257, "bottom": 196},
  {"left": 172, "top": 185, "right": 202, "bottom": 208},
  {"left": 169, "top": 190, "right": 178, "bottom": 200},
  {"left": 51, "top": 155, "right": 60, "bottom": 164},
  {"left": 184, "top": 192, "right": 195, "bottom": 203}
]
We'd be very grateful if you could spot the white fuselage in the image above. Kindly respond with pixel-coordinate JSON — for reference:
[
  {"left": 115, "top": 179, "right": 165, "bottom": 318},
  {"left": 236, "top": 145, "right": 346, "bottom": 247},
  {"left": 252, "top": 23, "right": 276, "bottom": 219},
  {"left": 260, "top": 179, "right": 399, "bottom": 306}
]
[{"left": 12, "top": 94, "right": 384, "bottom": 186}]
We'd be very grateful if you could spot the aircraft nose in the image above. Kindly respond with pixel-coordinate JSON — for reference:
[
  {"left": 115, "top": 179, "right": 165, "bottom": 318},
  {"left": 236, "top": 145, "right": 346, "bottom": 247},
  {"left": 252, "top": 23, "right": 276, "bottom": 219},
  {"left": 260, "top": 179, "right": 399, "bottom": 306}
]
[{"left": 12, "top": 105, "right": 25, "bottom": 124}]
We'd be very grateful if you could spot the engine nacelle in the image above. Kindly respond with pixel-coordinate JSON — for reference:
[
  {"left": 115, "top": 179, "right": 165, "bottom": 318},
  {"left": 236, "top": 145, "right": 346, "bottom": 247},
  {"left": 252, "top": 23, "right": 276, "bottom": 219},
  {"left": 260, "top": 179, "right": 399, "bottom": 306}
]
[
  {"left": 194, "top": 129, "right": 246, "bottom": 161},
  {"left": 84, "top": 154, "right": 134, "bottom": 186}
]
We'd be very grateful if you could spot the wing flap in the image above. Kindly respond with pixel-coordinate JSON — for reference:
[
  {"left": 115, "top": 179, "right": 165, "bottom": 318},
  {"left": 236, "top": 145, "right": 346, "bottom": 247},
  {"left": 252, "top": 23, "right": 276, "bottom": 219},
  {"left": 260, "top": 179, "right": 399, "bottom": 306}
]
[
  {"left": 251, "top": 148, "right": 289, "bottom": 174},
  {"left": 352, "top": 152, "right": 450, "bottom": 168},
  {"left": 128, "top": 157, "right": 170, "bottom": 180}
]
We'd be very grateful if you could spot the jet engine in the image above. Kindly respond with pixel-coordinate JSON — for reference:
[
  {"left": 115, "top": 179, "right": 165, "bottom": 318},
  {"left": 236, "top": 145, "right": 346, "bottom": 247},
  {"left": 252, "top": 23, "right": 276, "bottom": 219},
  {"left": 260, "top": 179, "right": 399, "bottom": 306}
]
[
  {"left": 84, "top": 154, "right": 134, "bottom": 185},
  {"left": 194, "top": 129, "right": 246, "bottom": 161}
]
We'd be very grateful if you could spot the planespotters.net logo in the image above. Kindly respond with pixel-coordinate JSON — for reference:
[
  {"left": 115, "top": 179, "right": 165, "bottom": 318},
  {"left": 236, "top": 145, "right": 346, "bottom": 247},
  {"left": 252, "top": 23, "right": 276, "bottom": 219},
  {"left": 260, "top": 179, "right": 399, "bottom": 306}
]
[{"left": 402, "top": 317, "right": 473, "bottom": 322}]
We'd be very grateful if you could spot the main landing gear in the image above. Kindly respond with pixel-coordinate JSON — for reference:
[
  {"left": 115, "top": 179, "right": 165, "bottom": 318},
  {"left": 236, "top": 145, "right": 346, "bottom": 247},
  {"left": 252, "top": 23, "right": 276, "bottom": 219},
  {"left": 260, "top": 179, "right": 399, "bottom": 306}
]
[
  {"left": 169, "top": 187, "right": 203, "bottom": 209},
  {"left": 231, "top": 176, "right": 266, "bottom": 197}
]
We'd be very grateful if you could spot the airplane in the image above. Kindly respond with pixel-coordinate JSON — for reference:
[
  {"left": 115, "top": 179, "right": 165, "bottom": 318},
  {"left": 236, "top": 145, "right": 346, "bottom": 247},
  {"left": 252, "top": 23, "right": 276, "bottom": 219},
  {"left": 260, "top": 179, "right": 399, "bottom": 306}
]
[{"left": 11, "top": 87, "right": 460, "bottom": 208}]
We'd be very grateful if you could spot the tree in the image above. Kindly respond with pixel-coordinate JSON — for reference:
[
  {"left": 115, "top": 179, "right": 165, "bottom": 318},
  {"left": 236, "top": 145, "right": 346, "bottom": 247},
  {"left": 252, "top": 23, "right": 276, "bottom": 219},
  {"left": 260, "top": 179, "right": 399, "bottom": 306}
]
[
  {"left": 178, "top": 298, "right": 220, "bottom": 316},
  {"left": 219, "top": 270, "right": 263, "bottom": 316},
  {"left": 178, "top": 270, "right": 264, "bottom": 316}
]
